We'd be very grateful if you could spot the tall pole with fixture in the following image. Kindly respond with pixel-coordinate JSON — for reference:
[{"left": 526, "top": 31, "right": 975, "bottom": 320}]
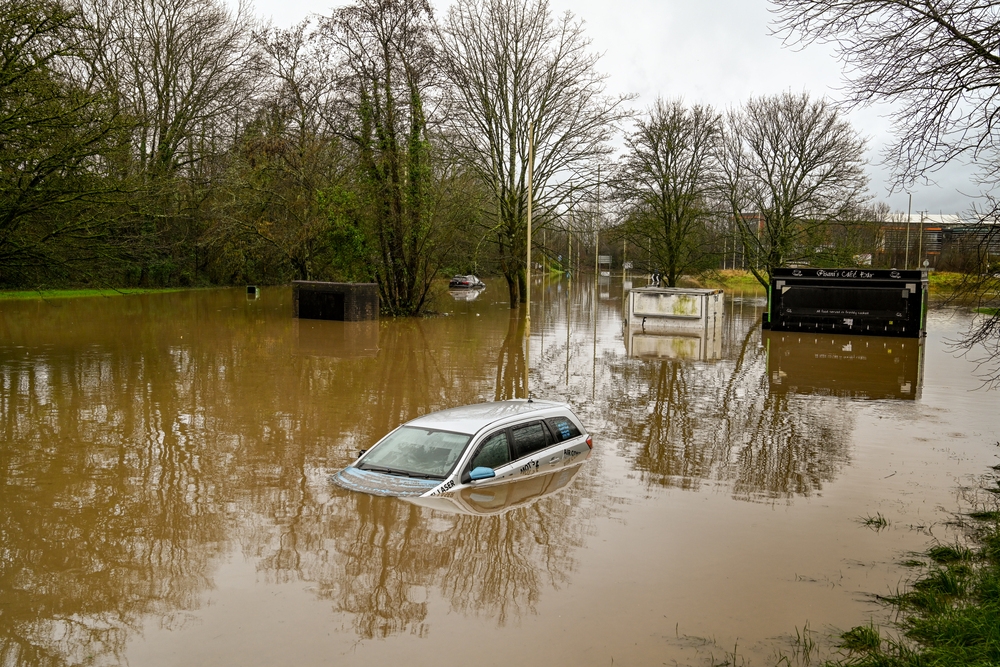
[
  {"left": 918, "top": 211, "right": 925, "bottom": 269},
  {"left": 525, "top": 123, "right": 534, "bottom": 397},
  {"left": 905, "top": 192, "right": 912, "bottom": 270},
  {"left": 594, "top": 166, "right": 600, "bottom": 279}
]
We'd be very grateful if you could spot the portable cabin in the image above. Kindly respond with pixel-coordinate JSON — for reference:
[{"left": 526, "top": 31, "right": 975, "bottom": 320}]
[{"left": 764, "top": 268, "right": 927, "bottom": 338}]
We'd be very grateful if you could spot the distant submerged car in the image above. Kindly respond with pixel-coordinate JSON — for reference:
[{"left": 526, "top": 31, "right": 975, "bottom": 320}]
[
  {"left": 448, "top": 274, "right": 485, "bottom": 289},
  {"left": 331, "top": 400, "right": 592, "bottom": 498}
]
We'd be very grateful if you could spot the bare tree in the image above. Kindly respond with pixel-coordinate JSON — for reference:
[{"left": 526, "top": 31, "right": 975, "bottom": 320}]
[
  {"left": 772, "top": 0, "right": 1000, "bottom": 185},
  {"left": 613, "top": 99, "right": 721, "bottom": 287},
  {"left": 437, "top": 0, "right": 630, "bottom": 307},
  {"left": 84, "top": 0, "right": 261, "bottom": 176},
  {"left": 771, "top": 0, "right": 1000, "bottom": 381},
  {"left": 719, "top": 92, "right": 869, "bottom": 288}
]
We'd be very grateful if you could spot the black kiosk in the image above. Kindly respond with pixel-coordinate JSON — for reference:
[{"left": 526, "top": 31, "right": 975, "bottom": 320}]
[{"left": 763, "top": 268, "right": 928, "bottom": 338}]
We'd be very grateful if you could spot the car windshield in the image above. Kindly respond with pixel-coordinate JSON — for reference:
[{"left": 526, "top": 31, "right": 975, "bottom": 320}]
[{"left": 359, "top": 426, "right": 471, "bottom": 479}]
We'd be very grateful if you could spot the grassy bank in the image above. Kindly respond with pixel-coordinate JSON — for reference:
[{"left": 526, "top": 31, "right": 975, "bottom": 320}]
[
  {"left": 825, "top": 474, "right": 1000, "bottom": 666},
  {"left": 0, "top": 287, "right": 197, "bottom": 301},
  {"left": 697, "top": 270, "right": 973, "bottom": 297},
  {"left": 693, "top": 270, "right": 767, "bottom": 292}
]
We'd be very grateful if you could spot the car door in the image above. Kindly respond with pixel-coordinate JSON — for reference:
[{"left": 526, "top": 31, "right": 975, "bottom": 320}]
[
  {"left": 510, "top": 420, "right": 562, "bottom": 476},
  {"left": 463, "top": 429, "right": 520, "bottom": 484}
]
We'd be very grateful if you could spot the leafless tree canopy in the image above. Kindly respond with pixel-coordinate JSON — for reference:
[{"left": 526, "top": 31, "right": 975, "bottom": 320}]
[
  {"left": 82, "top": 0, "right": 262, "bottom": 175},
  {"left": 613, "top": 98, "right": 721, "bottom": 287},
  {"left": 720, "top": 91, "right": 869, "bottom": 287},
  {"left": 437, "top": 0, "right": 631, "bottom": 307},
  {"left": 771, "top": 0, "right": 1000, "bottom": 187},
  {"left": 772, "top": 0, "right": 1000, "bottom": 382}
]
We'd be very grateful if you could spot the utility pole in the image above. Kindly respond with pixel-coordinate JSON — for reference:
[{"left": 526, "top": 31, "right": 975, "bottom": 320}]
[
  {"left": 595, "top": 166, "right": 600, "bottom": 278},
  {"left": 525, "top": 123, "right": 534, "bottom": 397},
  {"left": 905, "top": 192, "right": 912, "bottom": 270},
  {"left": 918, "top": 211, "right": 925, "bottom": 269}
]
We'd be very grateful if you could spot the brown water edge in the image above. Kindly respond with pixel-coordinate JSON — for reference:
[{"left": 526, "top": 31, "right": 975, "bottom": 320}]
[{"left": 0, "top": 280, "right": 998, "bottom": 667}]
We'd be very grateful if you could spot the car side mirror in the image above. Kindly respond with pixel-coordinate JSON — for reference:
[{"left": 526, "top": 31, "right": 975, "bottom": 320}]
[{"left": 469, "top": 467, "right": 496, "bottom": 481}]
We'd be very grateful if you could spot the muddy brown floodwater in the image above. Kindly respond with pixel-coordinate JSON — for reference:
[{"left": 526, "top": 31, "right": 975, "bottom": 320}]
[{"left": 1, "top": 279, "right": 998, "bottom": 666}]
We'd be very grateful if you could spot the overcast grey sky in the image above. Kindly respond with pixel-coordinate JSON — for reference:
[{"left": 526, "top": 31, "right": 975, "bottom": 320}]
[{"left": 248, "top": 0, "right": 974, "bottom": 216}]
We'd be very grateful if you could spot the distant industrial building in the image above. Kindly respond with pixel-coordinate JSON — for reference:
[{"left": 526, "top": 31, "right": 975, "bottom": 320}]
[{"left": 878, "top": 214, "right": 1000, "bottom": 271}]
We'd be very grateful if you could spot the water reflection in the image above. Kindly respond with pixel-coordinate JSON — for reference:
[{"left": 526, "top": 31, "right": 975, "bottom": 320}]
[
  {"left": 409, "top": 459, "right": 588, "bottom": 515},
  {"left": 624, "top": 325, "right": 724, "bottom": 361},
  {"left": 0, "top": 322, "right": 230, "bottom": 666},
  {"left": 0, "top": 280, "right": 940, "bottom": 666},
  {"left": 606, "top": 316, "right": 851, "bottom": 500},
  {"left": 495, "top": 310, "right": 526, "bottom": 400},
  {"left": 295, "top": 320, "right": 380, "bottom": 358},
  {"left": 764, "top": 332, "right": 924, "bottom": 400}
]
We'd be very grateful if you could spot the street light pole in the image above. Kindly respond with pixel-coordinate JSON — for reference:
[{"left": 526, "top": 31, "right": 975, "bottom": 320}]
[
  {"left": 918, "top": 211, "right": 925, "bottom": 269},
  {"left": 905, "top": 192, "right": 912, "bottom": 270},
  {"left": 525, "top": 123, "right": 534, "bottom": 397}
]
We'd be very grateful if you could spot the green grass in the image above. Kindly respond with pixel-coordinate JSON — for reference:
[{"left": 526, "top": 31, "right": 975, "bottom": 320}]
[
  {"left": 824, "top": 490, "right": 1000, "bottom": 666},
  {"left": 0, "top": 287, "right": 200, "bottom": 301},
  {"left": 698, "top": 270, "right": 766, "bottom": 290},
  {"left": 976, "top": 307, "right": 999, "bottom": 316},
  {"left": 696, "top": 270, "right": 978, "bottom": 298}
]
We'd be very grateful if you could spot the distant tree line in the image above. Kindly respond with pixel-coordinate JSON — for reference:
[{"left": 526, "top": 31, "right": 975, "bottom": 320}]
[{"left": 5, "top": 0, "right": 993, "bottom": 317}]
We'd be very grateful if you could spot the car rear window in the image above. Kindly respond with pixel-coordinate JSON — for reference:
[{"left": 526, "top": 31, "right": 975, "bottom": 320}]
[{"left": 545, "top": 416, "right": 581, "bottom": 442}]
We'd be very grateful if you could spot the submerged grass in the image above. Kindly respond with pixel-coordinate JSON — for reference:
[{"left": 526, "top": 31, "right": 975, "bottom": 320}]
[
  {"left": 858, "top": 512, "right": 891, "bottom": 531},
  {"left": 825, "top": 483, "right": 1000, "bottom": 667}
]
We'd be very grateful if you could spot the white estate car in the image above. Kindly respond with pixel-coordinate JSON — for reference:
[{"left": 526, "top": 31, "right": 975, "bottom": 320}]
[{"left": 331, "top": 399, "right": 592, "bottom": 498}]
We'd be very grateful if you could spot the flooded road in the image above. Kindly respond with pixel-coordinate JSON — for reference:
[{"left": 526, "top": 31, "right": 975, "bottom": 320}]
[{"left": 1, "top": 279, "right": 998, "bottom": 666}]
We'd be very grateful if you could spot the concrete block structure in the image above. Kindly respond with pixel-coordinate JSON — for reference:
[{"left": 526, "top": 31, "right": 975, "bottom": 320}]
[{"left": 292, "top": 281, "right": 379, "bottom": 321}]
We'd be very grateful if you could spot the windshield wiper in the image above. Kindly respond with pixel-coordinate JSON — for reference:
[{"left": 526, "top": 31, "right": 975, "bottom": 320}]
[
  {"left": 359, "top": 464, "right": 445, "bottom": 480},
  {"left": 359, "top": 464, "right": 395, "bottom": 474}
]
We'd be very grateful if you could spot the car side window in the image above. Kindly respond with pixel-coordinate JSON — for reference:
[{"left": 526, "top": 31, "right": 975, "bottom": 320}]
[
  {"left": 510, "top": 421, "right": 551, "bottom": 460},
  {"left": 545, "top": 416, "right": 581, "bottom": 442},
  {"left": 470, "top": 431, "right": 510, "bottom": 470}
]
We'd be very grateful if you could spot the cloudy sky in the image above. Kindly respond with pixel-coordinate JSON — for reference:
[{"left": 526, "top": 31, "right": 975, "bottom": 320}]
[{"left": 248, "top": 0, "right": 973, "bottom": 216}]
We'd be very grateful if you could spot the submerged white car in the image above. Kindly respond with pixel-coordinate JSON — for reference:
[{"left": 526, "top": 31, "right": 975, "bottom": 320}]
[{"left": 331, "top": 399, "right": 592, "bottom": 498}]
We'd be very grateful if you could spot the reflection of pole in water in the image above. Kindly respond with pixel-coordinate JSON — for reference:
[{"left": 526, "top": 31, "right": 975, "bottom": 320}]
[
  {"left": 566, "top": 276, "right": 571, "bottom": 385},
  {"left": 592, "top": 279, "right": 598, "bottom": 399},
  {"left": 541, "top": 260, "right": 545, "bottom": 360}
]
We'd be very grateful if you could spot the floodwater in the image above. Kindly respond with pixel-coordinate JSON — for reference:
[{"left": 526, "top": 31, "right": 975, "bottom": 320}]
[{"left": 1, "top": 279, "right": 998, "bottom": 667}]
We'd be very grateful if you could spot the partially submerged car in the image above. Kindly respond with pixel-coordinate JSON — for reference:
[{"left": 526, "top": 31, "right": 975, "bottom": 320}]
[
  {"left": 448, "top": 274, "right": 485, "bottom": 289},
  {"left": 331, "top": 400, "right": 592, "bottom": 498}
]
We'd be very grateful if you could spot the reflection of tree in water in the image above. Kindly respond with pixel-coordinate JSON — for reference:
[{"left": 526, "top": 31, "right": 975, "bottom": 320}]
[
  {"left": 494, "top": 309, "right": 526, "bottom": 400},
  {"left": 0, "top": 345, "right": 229, "bottom": 666},
  {"left": 239, "top": 311, "right": 594, "bottom": 639},
  {"left": 441, "top": 499, "right": 582, "bottom": 625},
  {"left": 0, "top": 289, "right": 600, "bottom": 658},
  {"left": 606, "top": 323, "right": 851, "bottom": 500}
]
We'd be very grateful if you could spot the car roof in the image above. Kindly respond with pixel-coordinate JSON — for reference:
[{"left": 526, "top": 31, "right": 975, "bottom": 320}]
[{"left": 404, "top": 399, "right": 570, "bottom": 435}]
